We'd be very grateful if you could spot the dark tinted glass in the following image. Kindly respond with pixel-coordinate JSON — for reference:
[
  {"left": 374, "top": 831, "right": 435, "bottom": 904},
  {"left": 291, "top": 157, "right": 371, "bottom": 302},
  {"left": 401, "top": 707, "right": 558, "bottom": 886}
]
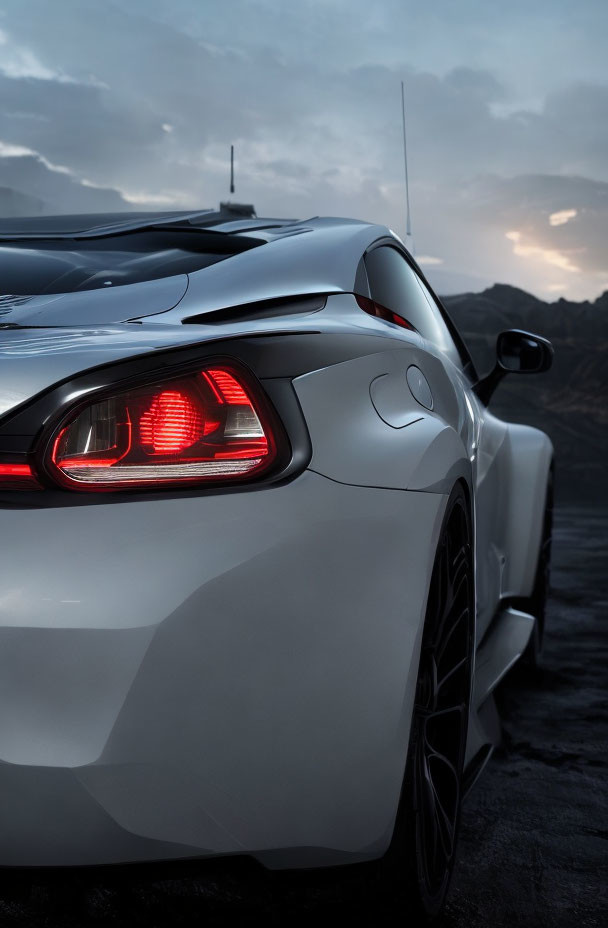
[
  {"left": 413, "top": 270, "right": 465, "bottom": 367},
  {"left": 365, "top": 246, "right": 461, "bottom": 366},
  {"left": 0, "top": 228, "right": 262, "bottom": 295},
  {"left": 497, "top": 330, "right": 553, "bottom": 372}
]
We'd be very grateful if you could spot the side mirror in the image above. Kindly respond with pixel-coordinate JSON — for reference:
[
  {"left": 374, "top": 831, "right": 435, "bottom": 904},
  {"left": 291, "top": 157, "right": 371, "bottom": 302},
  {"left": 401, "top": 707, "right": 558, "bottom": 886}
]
[
  {"left": 496, "top": 329, "right": 553, "bottom": 374},
  {"left": 474, "top": 329, "right": 553, "bottom": 404}
]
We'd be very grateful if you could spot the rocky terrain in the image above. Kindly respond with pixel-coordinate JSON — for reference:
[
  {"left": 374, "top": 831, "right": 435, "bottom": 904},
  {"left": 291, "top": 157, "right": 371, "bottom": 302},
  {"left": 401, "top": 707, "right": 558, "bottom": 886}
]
[{"left": 445, "top": 506, "right": 607, "bottom": 928}]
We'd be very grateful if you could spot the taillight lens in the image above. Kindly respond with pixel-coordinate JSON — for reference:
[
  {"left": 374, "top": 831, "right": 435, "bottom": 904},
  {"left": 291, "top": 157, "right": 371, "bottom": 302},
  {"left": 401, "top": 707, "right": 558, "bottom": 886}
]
[
  {"left": 0, "top": 462, "right": 42, "bottom": 490},
  {"left": 355, "top": 294, "right": 417, "bottom": 332},
  {"left": 46, "top": 364, "right": 280, "bottom": 491}
]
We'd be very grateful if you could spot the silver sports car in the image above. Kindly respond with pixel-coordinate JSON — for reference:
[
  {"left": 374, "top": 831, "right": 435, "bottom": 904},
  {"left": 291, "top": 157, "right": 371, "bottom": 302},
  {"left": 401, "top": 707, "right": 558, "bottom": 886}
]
[{"left": 0, "top": 208, "right": 553, "bottom": 920}]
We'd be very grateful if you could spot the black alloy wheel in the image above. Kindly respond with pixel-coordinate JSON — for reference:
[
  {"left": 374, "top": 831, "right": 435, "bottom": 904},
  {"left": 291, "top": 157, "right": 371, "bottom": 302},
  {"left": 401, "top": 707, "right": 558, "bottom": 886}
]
[{"left": 382, "top": 484, "right": 474, "bottom": 922}]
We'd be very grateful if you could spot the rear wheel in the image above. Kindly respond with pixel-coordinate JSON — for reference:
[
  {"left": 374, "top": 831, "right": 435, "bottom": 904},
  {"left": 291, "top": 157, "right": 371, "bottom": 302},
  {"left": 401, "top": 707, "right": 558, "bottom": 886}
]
[{"left": 381, "top": 485, "right": 474, "bottom": 922}]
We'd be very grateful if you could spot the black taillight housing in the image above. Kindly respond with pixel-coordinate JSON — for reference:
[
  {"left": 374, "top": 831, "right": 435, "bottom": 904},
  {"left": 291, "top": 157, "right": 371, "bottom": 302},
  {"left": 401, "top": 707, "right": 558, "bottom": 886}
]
[{"left": 41, "top": 362, "right": 282, "bottom": 492}]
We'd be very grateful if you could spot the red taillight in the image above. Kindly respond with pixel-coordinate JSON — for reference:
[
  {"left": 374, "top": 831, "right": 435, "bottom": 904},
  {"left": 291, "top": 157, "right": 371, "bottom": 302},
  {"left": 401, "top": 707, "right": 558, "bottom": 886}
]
[
  {"left": 203, "top": 369, "right": 251, "bottom": 405},
  {"left": 46, "top": 364, "right": 279, "bottom": 491},
  {"left": 140, "top": 391, "right": 204, "bottom": 453},
  {"left": 355, "top": 294, "right": 416, "bottom": 332},
  {"left": 0, "top": 462, "right": 42, "bottom": 489}
]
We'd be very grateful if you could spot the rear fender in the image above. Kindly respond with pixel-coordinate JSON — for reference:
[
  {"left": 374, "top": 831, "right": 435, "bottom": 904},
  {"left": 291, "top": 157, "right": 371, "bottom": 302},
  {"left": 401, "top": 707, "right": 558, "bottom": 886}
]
[
  {"left": 293, "top": 347, "right": 472, "bottom": 495},
  {"left": 501, "top": 423, "right": 553, "bottom": 599}
]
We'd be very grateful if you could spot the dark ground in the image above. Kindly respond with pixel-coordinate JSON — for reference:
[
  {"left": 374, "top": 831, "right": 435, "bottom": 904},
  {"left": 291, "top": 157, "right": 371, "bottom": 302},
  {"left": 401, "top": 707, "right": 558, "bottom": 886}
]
[{"left": 0, "top": 506, "right": 605, "bottom": 927}]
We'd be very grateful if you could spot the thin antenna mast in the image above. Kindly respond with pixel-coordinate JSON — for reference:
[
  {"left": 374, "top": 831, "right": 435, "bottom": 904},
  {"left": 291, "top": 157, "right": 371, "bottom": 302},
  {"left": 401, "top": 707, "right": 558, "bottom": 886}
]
[
  {"left": 400, "top": 81, "right": 414, "bottom": 253},
  {"left": 230, "top": 144, "right": 235, "bottom": 195}
]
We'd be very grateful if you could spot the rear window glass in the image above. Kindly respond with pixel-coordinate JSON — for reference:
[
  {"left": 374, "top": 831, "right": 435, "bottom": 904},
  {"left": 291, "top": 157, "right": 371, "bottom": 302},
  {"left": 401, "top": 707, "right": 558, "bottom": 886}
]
[
  {"left": 365, "top": 245, "right": 462, "bottom": 366},
  {"left": 0, "top": 228, "right": 262, "bottom": 295}
]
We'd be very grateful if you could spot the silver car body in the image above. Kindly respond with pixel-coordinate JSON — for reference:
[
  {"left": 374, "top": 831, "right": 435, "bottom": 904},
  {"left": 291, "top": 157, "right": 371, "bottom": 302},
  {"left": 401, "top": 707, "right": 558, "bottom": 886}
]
[{"left": 0, "top": 213, "right": 552, "bottom": 867}]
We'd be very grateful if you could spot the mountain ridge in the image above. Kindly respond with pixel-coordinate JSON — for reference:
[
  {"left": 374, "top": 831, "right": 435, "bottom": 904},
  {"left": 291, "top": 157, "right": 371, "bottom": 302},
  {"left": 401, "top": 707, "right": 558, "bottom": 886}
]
[
  {"left": 443, "top": 282, "right": 608, "bottom": 309},
  {"left": 441, "top": 284, "right": 607, "bottom": 504}
]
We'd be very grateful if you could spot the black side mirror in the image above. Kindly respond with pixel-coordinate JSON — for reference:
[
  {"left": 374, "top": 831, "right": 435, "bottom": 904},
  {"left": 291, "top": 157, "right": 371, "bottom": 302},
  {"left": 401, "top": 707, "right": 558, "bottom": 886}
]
[
  {"left": 496, "top": 329, "right": 553, "bottom": 374},
  {"left": 474, "top": 329, "right": 553, "bottom": 404}
]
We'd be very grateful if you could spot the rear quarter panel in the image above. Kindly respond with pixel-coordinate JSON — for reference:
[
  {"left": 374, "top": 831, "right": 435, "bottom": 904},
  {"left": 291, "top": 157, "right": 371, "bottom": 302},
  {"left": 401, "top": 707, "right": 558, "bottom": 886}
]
[
  {"left": 474, "top": 407, "right": 553, "bottom": 638},
  {"left": 292, "top": 345, "right": 474, "bottom": 495}
]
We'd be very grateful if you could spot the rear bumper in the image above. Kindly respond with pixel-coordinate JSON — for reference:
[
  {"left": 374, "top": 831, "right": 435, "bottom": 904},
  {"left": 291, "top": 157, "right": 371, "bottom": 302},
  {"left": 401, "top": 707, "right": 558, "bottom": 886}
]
[{"left": 0, "top": 471, "right": 445, "bottom": 867}]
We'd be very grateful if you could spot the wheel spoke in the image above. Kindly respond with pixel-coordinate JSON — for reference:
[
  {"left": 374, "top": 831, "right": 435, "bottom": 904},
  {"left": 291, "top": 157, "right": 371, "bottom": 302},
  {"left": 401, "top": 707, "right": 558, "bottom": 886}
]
[
  {"left": 433, "top": 547, "right": 469, "bottom": 651},
  {"left": 437, "top": 654, "right": 468, "bottom": 694},
  {"left": 429, "top": 768, "right": 457, "bottom": 859},
  {"left": 418, "top": 741, "right": 460, "bottom": 879},
  {"left": 436, "top": 602, "right": 469, "bottom": 669},
  {"left": 413, "top": 498, "right": 473, "bottom": 899},
  {"left": 419, "top": 761, "right": 440, "bottom": 870}
]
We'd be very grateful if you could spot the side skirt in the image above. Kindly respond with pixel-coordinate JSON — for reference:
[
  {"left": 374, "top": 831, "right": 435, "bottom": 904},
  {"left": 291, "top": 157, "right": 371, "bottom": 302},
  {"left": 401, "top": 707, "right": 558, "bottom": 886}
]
[{"left": 465, "top": 606, "right": 535, "bottom": 770}]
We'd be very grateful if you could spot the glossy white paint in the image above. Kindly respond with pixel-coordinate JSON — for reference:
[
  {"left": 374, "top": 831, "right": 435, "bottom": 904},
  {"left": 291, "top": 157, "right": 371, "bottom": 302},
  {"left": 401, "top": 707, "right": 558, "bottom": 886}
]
[
  {"left": 0, "top": 472, "right": 444, "bottom": 866},
  {"left": 0, "top": 216, "right": 553, "bottom": 868}
]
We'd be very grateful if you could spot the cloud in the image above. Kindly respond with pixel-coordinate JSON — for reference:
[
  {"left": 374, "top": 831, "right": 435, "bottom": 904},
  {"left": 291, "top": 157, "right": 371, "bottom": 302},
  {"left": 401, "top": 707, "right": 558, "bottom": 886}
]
[
  {"left": 0, "top": 139, "right": 73, "bottom": 175},
  {"left": 0, "top": 71, "right": 166, "bottom": 180},
  {"left": 0, "top": 26, "right": 72, "bottom": 82},
  {"left": 457, "top": 174, "right": 608, "bottom": 299},
  {"left": 0, "top": 0, "right": 605, "bottom": 298},
  {"left": 505, "top": 230, "right": 581, "bottom": 273},
  {"left": 0, "top": 151, "right": 130, "bottom": 214},
  {"left": 549, "top": 209, "right": 577, "bottom": 226}
]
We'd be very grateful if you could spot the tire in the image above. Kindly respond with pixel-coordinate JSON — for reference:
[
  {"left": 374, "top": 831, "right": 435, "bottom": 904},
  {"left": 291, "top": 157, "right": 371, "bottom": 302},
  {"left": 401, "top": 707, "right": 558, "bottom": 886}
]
[
  {"left": 519, "top": 468, "right": 553, "bottom": 672},
  {"left": 379, "top": 484, "right": 474, "bottom": 922}
]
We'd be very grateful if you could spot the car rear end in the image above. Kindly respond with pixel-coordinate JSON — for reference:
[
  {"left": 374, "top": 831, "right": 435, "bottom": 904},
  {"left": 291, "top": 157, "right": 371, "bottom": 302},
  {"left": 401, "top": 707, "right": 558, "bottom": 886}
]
[{"left": 0, "top": 215, "right": 446, "bottom": 868}]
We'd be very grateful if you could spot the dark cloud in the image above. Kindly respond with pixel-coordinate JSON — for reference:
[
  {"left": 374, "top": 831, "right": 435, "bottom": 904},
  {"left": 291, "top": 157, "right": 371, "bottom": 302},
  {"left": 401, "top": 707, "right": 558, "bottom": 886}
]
[
  {"left": 469, "top": 173, "right": 608, "bottom": 280},
  {"left": 0, "top": 153, "right": 130, "bottom": 213},
  {"left": 0, "top": 0, "right": 606, "bottom": 298},
  {"left": 252, "top": 160, "right": 311, "bottom": 180},
  {"left": 0, "top": 73, "right": 163, "bottom": 174}
]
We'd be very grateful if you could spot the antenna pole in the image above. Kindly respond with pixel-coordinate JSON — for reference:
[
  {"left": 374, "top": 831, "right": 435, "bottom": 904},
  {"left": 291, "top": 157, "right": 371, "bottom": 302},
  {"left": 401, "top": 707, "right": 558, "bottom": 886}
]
[
  {"left": 230, "top": 144, "right": 235, "bottom": 195},
  {"left": 401, "top": 81, "right": 413, "bottom": 250}
]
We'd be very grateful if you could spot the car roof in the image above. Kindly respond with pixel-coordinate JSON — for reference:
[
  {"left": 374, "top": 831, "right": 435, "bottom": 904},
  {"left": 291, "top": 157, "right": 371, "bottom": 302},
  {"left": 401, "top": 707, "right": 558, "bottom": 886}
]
[
  {"left": 0, "top": 207, "right": 380, "bottom": 238},
  {"left": 0, "top": 210, "right": 434, "bottom": 329},
  {"left": 161, "top": 216, "right": 402, "bottom": 320}
]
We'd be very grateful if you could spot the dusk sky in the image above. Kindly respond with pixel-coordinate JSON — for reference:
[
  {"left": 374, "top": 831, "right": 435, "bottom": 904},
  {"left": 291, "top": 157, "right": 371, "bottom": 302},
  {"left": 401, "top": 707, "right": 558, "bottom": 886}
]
[{"left": 0, "top": 0, "right": 606, "bottom": 299}]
